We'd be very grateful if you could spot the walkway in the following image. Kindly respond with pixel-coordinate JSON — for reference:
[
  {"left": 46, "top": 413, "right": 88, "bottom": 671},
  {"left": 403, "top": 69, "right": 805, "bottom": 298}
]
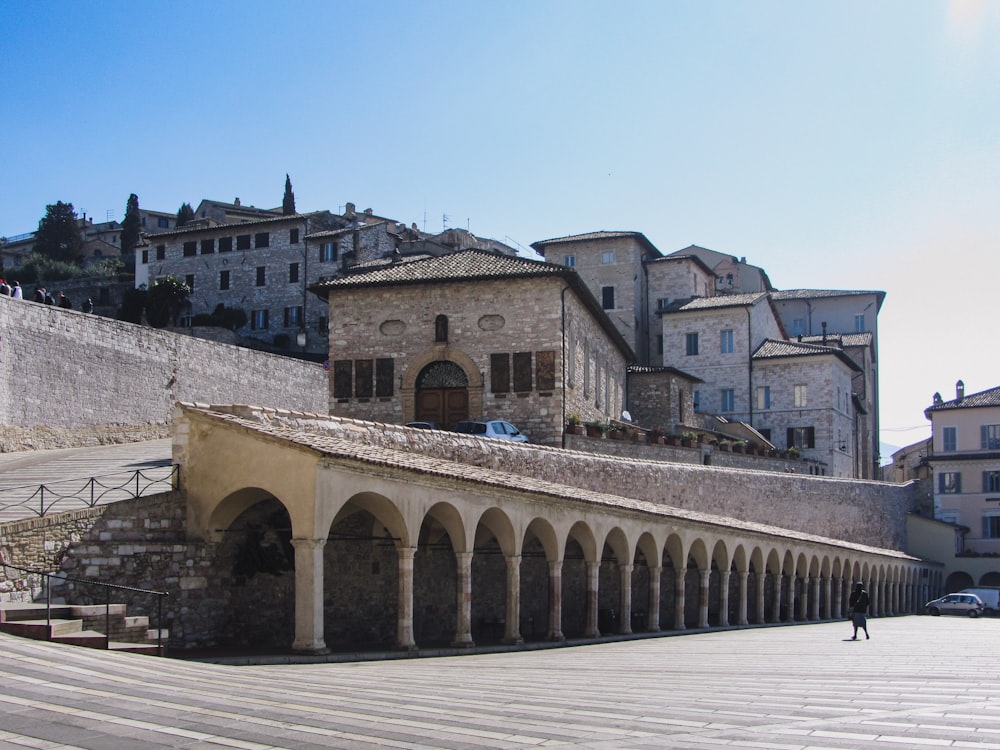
[{"left": 0, "top": 615, "right": 998, "bottom": 749}]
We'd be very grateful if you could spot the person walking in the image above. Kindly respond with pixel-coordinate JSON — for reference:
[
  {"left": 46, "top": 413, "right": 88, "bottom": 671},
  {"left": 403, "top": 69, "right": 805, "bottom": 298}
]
[
  {"left": 848, "top": 582, "right": 870, "bottom": 640},
  {"left": 11, "top": 281, "right": 23, "bottom": 299}
]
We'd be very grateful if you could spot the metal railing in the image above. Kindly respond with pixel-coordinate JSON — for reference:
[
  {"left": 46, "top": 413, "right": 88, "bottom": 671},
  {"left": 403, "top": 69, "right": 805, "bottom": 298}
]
[
  {"left": 0, "top": 465, "right": 179, "bottom": 519},
  {"left": 1, "top": 561, "right": 169, "bottom": 656}
]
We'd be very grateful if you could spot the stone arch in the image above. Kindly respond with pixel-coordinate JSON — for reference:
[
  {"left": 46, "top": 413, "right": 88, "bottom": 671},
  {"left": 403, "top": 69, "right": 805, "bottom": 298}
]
[
  {"left": 413, "top": 501, "right": 466, "bottom": 645},
  {"left": 471, "top": 507, "right": 518, "bottom": 643},
  {"left": 401, "top": 346, "right": 483, "bottom": 426},
  {"left": 520, "top": 517, "right": 560, "bottom": 641},
  {"left": 562, "top": 521, "right": 598, "bottom": 637}
]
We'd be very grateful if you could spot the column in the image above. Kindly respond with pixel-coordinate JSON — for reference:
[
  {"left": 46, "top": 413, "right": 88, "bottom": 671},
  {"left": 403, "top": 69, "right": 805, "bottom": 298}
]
[
  {"left": 647, "top": 566, "right": 662, "bottom": 632},
  {"left": 810, "top": 576, "right": 820, "bottom": 621},
  {"left": 452, "top": 551, "right": 474, "bottom": 647},
  {"left": 798, "top": 577, "right": 810, "bottom": 621},
  {"left": 870, "top": 579, "right": 879, "bottom": 617},
  {"left": 698, "top": 568, "right": 710, "bottom": 629},
  {"left": 770, "top": 574, "right": 782, "bottom": 623},
  {"left": 503, "top": 555, "right": 523, "bottom": 645},
  {"left": 786, "top": 575, "right": 796, "bottom": 621},
  {"left": 291, "top": 538, "right": 328, "bottom": 653},
  {"left": 822, "top": 575, "right": 832, "bottom": 620},
  {"left": 585, "top": 561, "right": 600, "bottom": 637},
  {"left": 737, "top": 570, "right": 749, "bottom": 626},
  {"left": 396, "top": 546, "right": 416, "bottom": 650},
  {"left": 755, "top": 571, "right": 766, "bottom": 624},
  {"left": 547, "top": 559, "right": 564, "bottom": 641},
  {"left": 718, "top": 570, "right": 731, "bottom": 627},
  {"left": 619, "top": 563, "right": 633, "bottom": 634},
  {"left": 674, "top": 567, "right": 686, "bottom": 630},
  {"left": 833, "top": 577, "right": 843, "bottom": 620}
]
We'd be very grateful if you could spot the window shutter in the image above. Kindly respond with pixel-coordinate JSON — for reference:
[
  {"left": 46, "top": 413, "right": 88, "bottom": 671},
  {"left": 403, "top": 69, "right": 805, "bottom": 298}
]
[
  {"left": 786, "top": 428, "right": 794, "bottom": 448},
  {"left": 983, "top": 425, "right": 989, "bottom": 450},
  {"left": 806, "top": 427, "right": 815, "bottom": 448}
]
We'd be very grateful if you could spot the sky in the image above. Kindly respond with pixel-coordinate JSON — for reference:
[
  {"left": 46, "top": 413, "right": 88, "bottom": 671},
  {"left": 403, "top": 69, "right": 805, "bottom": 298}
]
[{"left": 2, "top": 0, "right": 998, "bottom": 460}]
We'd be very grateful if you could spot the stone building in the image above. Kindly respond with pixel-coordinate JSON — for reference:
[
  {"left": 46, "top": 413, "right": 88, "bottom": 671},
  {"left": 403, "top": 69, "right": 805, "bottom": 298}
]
[{"left": 310, "top": 250, "right": 634, "bottom": 446}]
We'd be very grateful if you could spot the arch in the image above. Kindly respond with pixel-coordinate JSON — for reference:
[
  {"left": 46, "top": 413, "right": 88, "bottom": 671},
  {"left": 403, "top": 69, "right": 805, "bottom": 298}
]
[
  {"left": 979, "top": 571, "right": 1000, "bottom": 586},
  {"left": 401, "top": 346, "right": 483, "bottom": 426},
  {"left": 331, "top": 490, "right": 410, "bottom": 548},
  {"left": 946, "top": 570, "right": 975, "bottom": 591}
]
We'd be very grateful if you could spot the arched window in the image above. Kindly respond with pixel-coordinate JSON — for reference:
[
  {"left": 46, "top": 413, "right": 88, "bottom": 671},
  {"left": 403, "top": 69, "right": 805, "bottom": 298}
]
[{"left": 435, "top": 314, "right": 448, "bottom": 342}]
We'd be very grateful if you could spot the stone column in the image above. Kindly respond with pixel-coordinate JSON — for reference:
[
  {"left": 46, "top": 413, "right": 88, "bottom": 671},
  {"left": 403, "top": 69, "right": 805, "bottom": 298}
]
[
  {"left": 674, "top": 567, "right": 687, "bottom": 630},
  {"left": 647, "top": 566, "right": 662, "bottom": 632},
  {"left": 452, "top": 551, "right": 474, "bottom": 647},
  {"left": 718, "top": 570, "right": 731, "bottom": 627},
  {"left": 698, "top": 568, "right": 710, "bottom": 629},
  {"left": 870, "top": 579, "right": 879, "bottom": 617},
  {"left": 821, "top": 575, "right": 831, "bottom": 620},
  {"left": 619, "top": 563, "right": 633, "bottom": 634},
  {"left": 833, "top": 577, "right": 843, "bottom": 620},
  {"left": 737, "top": 570, "right": 749, "bottom": 626},
  {"left": 755, "top": 571, "right": 766, "bottom": 624},
  {"left": 503, "top": 555, "right": 523, "bottom": 645},
  {"left": 771, "top": 574, "right": 782, "bottom": 623},
  {"left": 396, "top": 546, "right": 416, "bottom": 650},
  {"left": 547, "top": 559, "right": 564, "bottom": 641},
  {"left": 291, "top": 538, "right": 328, "bottom": 653},
  {"left": 786, "top": 575, "right": 797, "bottom": 621},
  {"left": 585, "top": 561, "right": 600, "bottom": 638},
  {"left": 810, "top": 576, "right": 820, "bottom": 621}
]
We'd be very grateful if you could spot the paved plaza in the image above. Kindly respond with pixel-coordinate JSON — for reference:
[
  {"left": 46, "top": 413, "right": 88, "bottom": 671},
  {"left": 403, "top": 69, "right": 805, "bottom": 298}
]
[{"left": 0, "top": 615, "right": 998, "bottom": 749}]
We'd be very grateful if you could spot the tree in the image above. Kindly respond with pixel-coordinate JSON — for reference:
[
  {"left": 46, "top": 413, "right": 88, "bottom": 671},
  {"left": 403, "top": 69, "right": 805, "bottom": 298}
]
[
  {"left": 33, "top": 201, "right": 83, "bottom": 263},
  {"left": 121, "top": 193, "right": 141, "bottom": 257},
  {"left": 282, "top": 174, "right": 296, "bottom": 215},
  {"left": 145, "top": 275, "right": 191, "bottom": 328},
  {"left": 176, "top": 202, "right": 194, "bottom": 227}
]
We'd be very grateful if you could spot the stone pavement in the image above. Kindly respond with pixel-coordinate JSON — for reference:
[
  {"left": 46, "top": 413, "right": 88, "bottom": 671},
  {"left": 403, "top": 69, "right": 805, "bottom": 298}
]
[
  {"left": 0, "top": 439, "right": 172, "bottom": 523},
  {"left": 0, "top": 615, "right": 998, "bottom": 749}
]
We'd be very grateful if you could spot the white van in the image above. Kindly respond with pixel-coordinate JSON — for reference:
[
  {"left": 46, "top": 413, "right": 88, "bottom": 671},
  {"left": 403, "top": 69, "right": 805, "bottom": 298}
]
[{"left": 961, "top": 587, "right": 1000, "bottom": 614}]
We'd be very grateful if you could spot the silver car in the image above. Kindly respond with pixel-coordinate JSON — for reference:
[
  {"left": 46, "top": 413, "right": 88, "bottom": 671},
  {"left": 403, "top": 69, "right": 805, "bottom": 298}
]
[
  {"left": 924, "top": 593, "right": 984, "bottom": 617},
  {"left": 453, "top": 419, "right": 528, "bottom": 442}
]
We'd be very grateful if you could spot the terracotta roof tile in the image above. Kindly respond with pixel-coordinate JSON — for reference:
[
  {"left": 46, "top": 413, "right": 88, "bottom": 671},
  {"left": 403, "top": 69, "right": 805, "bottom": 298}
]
[{"left": 926, "top": 385, "right": 1000, "bottom": 412}]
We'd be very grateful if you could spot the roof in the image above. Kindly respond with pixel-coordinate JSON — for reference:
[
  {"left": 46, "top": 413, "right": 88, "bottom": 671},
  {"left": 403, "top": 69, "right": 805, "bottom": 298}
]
[
  {"left": 142, "top": 212, "right": 321, "bottom": 239},
  {"left": 305, "top": 221, "right": 388, "bottom": 240},
  {"left": 772, "top": 288, "right": 886, "bottom": 312},
  {"left": 925, "top": 385, "right": 1000, "bottom": 413},
  {"left": 753, "top": 339, "right": 863, "bottom": 373},
  {"left": 310, "top": 249, "right": 636, "bottom": 362},
  {"left": 645, "top": 252, "right": 716, "bottom": 277},
  {"left": 660, "top": 292, "right": 767, "bottom": 313},
  {"left": 627, "top": 365, "right": 704, "bottom": 383},
  {"left": 801, "top": 332, "right": 873, "bottom": 348},
  {"left": 530, "top": 231, "right": 662, "bottom": 258}
]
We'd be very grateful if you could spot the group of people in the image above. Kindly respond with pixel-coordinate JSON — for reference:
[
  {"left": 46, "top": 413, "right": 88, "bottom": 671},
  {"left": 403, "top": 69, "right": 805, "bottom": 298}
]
[{"left": 1, "top": 278, "right": 93, "bottom": 312}]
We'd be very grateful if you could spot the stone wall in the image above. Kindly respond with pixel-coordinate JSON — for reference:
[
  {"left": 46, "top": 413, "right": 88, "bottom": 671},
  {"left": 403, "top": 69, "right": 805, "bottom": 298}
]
[{"left": 0, "top": 296, "right": 328, "bottom": 451}]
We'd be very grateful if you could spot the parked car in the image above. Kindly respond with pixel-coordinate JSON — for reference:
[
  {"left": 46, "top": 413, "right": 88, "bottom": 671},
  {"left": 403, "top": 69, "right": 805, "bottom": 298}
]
[
  {"left": 960, "top": 587, "right": 1000, "bottom": 615},
  {"left": 924, "top": 593, "right": 984, "bottom": 617},
  {"left": 405, "top": 421, "right": 440, "bottom": 430},
  {"left": 453, "top": 419, "right": 528, "bottom": 442}
]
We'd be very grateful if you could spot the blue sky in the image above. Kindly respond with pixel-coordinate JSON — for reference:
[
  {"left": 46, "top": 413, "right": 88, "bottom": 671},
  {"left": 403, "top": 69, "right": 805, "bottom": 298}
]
[{"left": 3, "top": 0, "right": 998, "bottom": 458}]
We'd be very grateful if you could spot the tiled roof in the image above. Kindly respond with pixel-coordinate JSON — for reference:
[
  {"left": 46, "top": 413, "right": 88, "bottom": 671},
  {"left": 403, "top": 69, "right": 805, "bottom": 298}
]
[
  {"left": 660, "top": 293, "right": 766, "bottom": 313},
  {"left": 925, "top": 385, "right": 1000, "bottom": 412},
  {"left": 627, "top": 365, "right": 704, "bottom": 383},
  {"left": 143, "top": 212, "right": 318, "bottom": 238},
  {"left": 181, "top": 403, "right": 915, "bottom": 559},
  {"left": 772, "top": 288, "right": 886, "bottom": 310},
  {"left": 753, "top": 339, "right": 863, "bottom": 372},
  {"left": 530, "top": 231, "right": 661, "bottom": 257},
  {"left": 801, "top": 332, "right": 873, "bottom": 348},
  {"left": 304, "top": 221, "right": 387, "bottom": 240}
]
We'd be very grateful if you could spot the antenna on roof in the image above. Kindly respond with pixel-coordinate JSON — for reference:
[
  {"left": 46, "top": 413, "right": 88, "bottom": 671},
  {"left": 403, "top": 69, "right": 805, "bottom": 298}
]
[{"left": 106, "top": 209, "right": 114, "bottom": 222}]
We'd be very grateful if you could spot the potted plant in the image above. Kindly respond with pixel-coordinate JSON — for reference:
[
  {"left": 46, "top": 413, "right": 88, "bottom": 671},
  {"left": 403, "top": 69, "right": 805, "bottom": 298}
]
[
  {"left": 718, "top": 440, "right": 733, "bottom": 452},
  {"left": 681, "top": 431, "right": 700, "bottom": 447},
  {"left": 608, "top": 424, "right": 627, "bottom": 440},
  {"left": 732, "top": 440, "right": 747, "bottom": 454},
  {"left": 648, "top": 427, "right": 666, "bottom": 445},
  {"left": 565, "top": 413, "right": 585, "bottom": 435},
  {"left": 788, "top": 446, "right": 800, "bottom": 458},
  {"left": 665, "top": 433, "right": 682, "bottom": 446},
  {"left": 584, "top": 420, "right": 607, "bottom": 438}
]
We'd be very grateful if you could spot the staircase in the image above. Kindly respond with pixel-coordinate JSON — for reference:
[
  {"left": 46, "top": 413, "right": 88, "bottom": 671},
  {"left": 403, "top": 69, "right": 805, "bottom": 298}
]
[{"left": 0, "top": 601, "right": 167, "bottom": 655}]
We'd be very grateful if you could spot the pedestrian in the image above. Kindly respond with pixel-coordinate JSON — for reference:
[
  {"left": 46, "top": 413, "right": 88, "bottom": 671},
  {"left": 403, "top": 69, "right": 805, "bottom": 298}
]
[
  {"left": 11, "top": 281, "right": 22, "bottom": 299},
  {"left": 57, "top": 291, "right": 72, "bottom": 309},
  {"left": 848, "top": 582, "right": 870, "bottom": 640},
  {"left": 83, "top": 297, "right": 94, "bottom": 313},
  {"left": 0, "top": 278, "right": 9, "bottom": 296},
  {"left": 44, "top": 290, "right": 54, "bottom": 305},
  {"left": 33, "top": 287, "right": 45, "bottom": 303}
]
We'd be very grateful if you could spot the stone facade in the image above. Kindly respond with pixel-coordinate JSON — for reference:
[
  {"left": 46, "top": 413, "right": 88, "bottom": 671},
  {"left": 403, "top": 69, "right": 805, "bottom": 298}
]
[{"left": 0, "top": 295, "right": 327, "bottom": 450}]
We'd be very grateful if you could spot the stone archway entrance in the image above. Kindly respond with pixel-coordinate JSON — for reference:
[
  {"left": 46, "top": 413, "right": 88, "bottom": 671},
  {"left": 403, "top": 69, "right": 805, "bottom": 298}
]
[{"left": 414, "top": 361, "right": 469, "bottom": 429}]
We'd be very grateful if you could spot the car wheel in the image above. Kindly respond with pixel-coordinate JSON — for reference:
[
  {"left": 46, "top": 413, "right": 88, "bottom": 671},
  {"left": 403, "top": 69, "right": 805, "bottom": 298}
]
[
  {"left": 968, "top": 609, "right": 980, "bottom": 618},
  {"left": 928, "top": 607, "right": 940, "bottom": 616}
]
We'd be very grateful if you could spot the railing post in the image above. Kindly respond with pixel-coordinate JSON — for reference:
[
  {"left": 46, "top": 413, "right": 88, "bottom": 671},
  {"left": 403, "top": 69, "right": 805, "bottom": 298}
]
[
  {"left": 39, "top": 486, "right": 45, "bottom": 517},
  {"left": 90, "top": 478, "right": 96, "bottom": 507},
  {"left": 135, "top": 470, "right": 141, "bottom": 498},
  {"left": 45, "top": 573, "right": 52, "bottom": 639},
  {"left": 105, "top": 586, "right": 111, "bottom": 650},
  {"left": 157, "top": 594, "right": 164, "bottom": 656}
]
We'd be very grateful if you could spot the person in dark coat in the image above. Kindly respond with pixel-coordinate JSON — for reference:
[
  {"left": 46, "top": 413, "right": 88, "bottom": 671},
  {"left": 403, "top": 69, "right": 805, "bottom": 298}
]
[
  {"left": 848, "top": 582, "right": 870, "bottom": 640},
  {"left": 57, "top": 291, "right": 71, "bottom": 309}
]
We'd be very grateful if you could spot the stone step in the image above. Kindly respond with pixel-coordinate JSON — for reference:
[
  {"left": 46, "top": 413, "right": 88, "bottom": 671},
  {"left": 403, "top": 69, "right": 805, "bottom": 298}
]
[
  {"left": 0, "top": 603, "right": 74, "bottom": 623},
  {"left": 1, "top": 618, "right": 83, "bottom": 639},
  {"left": 52, "top": 629, "right": 109, "bottom": 648},
  {"left": 110, "top": 641, "right": 165, "bottom": 655}
]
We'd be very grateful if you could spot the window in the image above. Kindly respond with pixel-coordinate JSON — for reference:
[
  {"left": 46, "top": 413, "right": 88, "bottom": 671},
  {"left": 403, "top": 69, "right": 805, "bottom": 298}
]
[
  {"left": 435, "top": 314, "right": 448, "bottom": 342},
  {"left": 184, "top": 274, "right": 195, "bottom": 293},
  {"left": 490, "top": 353, "right": 510, "bottom": 393},
  {"left": 251, "top": 309, "right": 269, "bottom": 331},
  {"left": 982, "top": 425, "right": 1000, "bottom": 450},
  {"left": 284, "top": 306, "right": 302, "bottom": 328},
  {"left": 854, "top": 314, "right": 865, "bottom": 332},
  {"left": 536, "top": 350, "right": 555, "bottom": 391},
  {"left": 720, "top": 329, "right": 734, "bottom": 353},
  {"left": 756, "top": 385, "right": 771, "bottom": 410},
  {"left": 254, "top": 232, "right": 269, "bottom": 248},
  {"left": 601, "top": 251, "right": 615, "bottom": 264},
  {"left": 200, "top": 238, "right": 214, "bottom": 254},
  {"left": 787, "top": 426, "right": 816, "bottom": 449},
  {"left": 656, "top": 334, "right": 663, "bottom": 355},
  {"left": 693, "top": 390, "right": 701, "bottom": 412},
  {"left": 255, "top": 266, "right": 266, "bottom": 286},
  {"left": 686, "top": 332, "right": 699, "bottom": 356},
  {"left": 984, "top": 471, "right": 1000, "bottom": 493},
  {"left": 156, "top": 244, "right": 165, "bottom": 260},
  {"left": 794, "top": 384, "right": 807, "bottom": 408},
  {"left": 289, "top": 262, "right": 299, "bottom": 283},
  {"left": 183, "top": 241, "right": 196, "bottom": 257},
  {"left": 218, "top": 237, "right": 233, "bottom": 253},
  {"left": 792, "top": 318, "right": 805, "bottom": 337},
  {"left": 938, "top": 472, "right": 961, "bottom": 494},
  {"left": 721, "top": 388, "right": 735, "bottom": 412},
  {"left": 320, "top": 242, "right": 337, "bottom": 262},
  {"left": 290, "top": 228, "right": 299, "bottom": 244},
  {"left": 317, "top": 315, "right": 328, "bottom": 334},
  {"left": 219, "top": 270, "right": 230, "bottom": 291},
  {"left": 563, "top": 255, "right": 575, "bottom": 267},
  {"left": 656, "top": 297, "right": 669, "bottom": 310},
  {"left": 236, "top": 234, "right": 251, "bottom": 250},
  {"left": 157, "top": 217, "right": 170, "bottom": 228},
  {"left": 141, "top": 249, "right": 149, "bottom": 264},
  {"left": 513, "top": 352, "right": 533, "bottom": 392},
  {"left": 375, "top": 358, "right": 394, "bottom": 397},
  {"left": 601, "top": 286, "right": 615, "bottom": 310},
  {"left": 943, "top": 426, "right": 957, "bottom": 452},
  {"left": 333, "top": 360, "right": 352, "bottom": 399},
  {"left": 984, "top": 516, "right": 1000, "bottom": 539}
]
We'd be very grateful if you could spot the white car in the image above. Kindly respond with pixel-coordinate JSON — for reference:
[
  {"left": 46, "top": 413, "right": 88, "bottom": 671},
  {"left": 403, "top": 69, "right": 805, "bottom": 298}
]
[{"left": 453, "top": 420, "right": 528, "bottom": 442}]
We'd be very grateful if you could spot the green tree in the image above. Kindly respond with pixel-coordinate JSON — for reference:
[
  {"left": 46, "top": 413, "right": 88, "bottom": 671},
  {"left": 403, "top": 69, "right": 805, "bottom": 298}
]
[
  {"left": 33, "top": 201, "right": 83, "bottom": 263},
  {"left": 176, "top": 202, "right": 194, "bottom": 227},
  {"left": 117, "top": 286, "right": 147, "bottom": 324},
  {"left": 282, "top": 174, "right": 296, "bottom": 215},
  {"left": 145, "top": 275, "right": 191, "bottom": 328},
  {"left": 121, "top": 193, "right": 141, "bottom": 256}
]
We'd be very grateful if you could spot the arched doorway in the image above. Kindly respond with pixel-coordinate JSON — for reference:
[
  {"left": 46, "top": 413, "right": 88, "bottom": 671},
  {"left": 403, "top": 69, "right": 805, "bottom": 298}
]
[{"left": 414, "top": 361, "right": 469, "bottom": 429}]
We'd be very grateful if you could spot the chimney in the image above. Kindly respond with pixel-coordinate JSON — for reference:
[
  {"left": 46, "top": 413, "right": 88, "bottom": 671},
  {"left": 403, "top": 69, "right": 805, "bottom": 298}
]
[
  {"left": 933, "top": 392, "right": 943, "bottom": 406},
  {"left": 821, "top": 321, "right": 827, "bottom": 345},
  {"left": 234, "top": 197, "right": 240, "bottom": 206},
  {"left": 956, "top": 380, "right": 965, "bottom": 402}
]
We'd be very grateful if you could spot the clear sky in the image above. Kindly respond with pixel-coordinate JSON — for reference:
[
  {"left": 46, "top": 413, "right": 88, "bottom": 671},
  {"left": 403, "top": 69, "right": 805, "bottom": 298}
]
[{"left": 3, "top": 0, "right": 998, "bottom": 460}]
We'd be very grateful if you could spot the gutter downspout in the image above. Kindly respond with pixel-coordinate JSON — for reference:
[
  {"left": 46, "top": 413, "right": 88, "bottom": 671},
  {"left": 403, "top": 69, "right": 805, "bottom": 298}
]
[{"left": 745, "top": 303, "right": 753, "bottom": 425}]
